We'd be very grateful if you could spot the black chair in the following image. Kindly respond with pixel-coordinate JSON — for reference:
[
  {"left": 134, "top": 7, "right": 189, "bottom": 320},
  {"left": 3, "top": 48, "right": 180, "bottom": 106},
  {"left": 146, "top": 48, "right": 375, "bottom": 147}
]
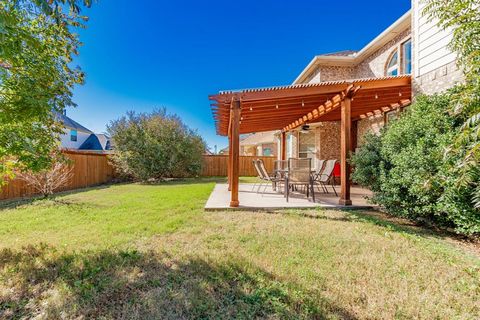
[{"left": 285, "top": 158, "right": 315, "bottom": 202}]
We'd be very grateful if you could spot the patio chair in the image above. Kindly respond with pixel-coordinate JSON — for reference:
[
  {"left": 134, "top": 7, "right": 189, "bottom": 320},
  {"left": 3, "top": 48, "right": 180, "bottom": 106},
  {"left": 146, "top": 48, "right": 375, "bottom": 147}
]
[
  {"left": 285, "top": 158, "right": 315, "bottom": 202},
  {"left": 251, "top": 160, "right": 265, "bottom": 191},
  {"left": 313, "top": 159, "right": 338, "bottom": 196},
  {"left": 257, "top": 159, "right": 284, "bottom": 193},
  {"left": 315, "top": 159, "right": 326, "bottom": 176}
]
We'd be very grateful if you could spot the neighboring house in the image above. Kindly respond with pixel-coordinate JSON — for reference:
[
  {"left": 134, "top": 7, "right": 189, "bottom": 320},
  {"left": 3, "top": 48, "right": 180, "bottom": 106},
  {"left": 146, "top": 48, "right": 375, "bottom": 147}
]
[
  {"left": 56, "top": 112, "right": 94, "bottom": 150},
  {"left": 79, "top": 133, "right": 113, "bottom": 151},
  {"left": 56, "top": 112, "right": 112, "bottom": 151},
  {"left": 240, "top": 131, "right": 277, "bottom": 157},
  {"left": 278, "top": 1, "right": 462, "bottom": 165}
]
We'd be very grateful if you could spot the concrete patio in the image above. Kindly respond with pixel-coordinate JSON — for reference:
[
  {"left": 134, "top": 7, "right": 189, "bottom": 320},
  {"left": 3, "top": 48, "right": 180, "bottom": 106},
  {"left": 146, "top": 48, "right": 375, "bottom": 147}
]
[{"left": 205, "top": 183, "right": 374, "bottom": 210}]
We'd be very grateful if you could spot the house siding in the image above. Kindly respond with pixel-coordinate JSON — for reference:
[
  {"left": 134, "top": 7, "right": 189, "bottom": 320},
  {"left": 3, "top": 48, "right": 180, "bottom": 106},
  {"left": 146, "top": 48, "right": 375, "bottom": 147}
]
[
  {"left": 60, "top": 129, "right": 91, "bottom": 149},
  {"left": 411, "top": 0, "right": 463, "bottom": 94}
]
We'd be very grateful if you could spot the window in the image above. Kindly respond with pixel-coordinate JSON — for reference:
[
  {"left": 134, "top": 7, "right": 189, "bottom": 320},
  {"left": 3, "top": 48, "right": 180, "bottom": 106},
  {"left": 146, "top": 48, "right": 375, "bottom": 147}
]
[
  {"left": 70, "top": 129, "right": 77, "bottom": 142},
  {"left": 402, "top": 40, "right": 412, "bottom": 74},
  {"left": 298, "top": 131, "right": 315, "bottom": 159},
  {"left": 263, "top": 148, "right": 272, "bottom": 156},
  {"left": 386, "top": 51, "right": 399, "bottom": 76}
]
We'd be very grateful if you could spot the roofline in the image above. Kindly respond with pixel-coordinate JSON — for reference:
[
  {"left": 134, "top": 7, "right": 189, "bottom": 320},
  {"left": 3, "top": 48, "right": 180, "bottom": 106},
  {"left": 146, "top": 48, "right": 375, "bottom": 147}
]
[{"left": 293, "top": 9, "right": 411, "bottom": 84}]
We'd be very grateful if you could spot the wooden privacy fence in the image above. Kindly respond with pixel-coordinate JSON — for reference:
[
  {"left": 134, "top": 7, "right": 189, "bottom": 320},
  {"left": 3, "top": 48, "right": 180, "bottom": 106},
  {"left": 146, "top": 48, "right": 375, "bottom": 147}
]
[
  {"left": 0, "top": 153, "right": 273, "bottom": 201},
  {"left": 0, "top": 150, "right": 115, "bottom": 201},
  {"left": 201, "top": 155, "right": 275, "bottom": 177}
]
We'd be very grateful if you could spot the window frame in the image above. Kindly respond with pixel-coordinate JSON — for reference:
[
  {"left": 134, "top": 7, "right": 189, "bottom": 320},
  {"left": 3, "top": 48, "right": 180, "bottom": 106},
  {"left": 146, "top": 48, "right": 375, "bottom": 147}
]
[
  {"left": 401, "top": 39, "right": 412, "bottom": 75},
  {"left": 386, "top": 50, "right": 399, "bottom": 76},
  {"left": 70, "top": 129, "right": 78, "bottom": 142}
]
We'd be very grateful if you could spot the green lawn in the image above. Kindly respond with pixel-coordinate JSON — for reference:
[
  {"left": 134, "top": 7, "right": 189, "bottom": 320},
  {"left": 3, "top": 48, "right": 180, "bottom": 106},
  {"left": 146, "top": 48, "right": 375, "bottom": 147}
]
[{"left": 0, "top": 179, "right": 479, "bottom": 319}]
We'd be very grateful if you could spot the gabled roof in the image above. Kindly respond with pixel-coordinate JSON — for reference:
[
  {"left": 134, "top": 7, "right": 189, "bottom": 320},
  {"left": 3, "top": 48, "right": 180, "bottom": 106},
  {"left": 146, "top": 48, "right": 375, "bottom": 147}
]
[
  {"left": 293, "top": 10, "right": 411, "bottom": 84},
  {"left": 55, "top": 112, "right": 93, "bottom": 133},
  {"left": 79, "top": 133, "right": 112, "bottom": 151}
]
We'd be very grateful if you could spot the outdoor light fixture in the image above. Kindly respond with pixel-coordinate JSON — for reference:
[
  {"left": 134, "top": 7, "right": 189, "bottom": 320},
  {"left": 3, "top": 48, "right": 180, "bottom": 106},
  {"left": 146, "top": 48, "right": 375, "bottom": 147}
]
[
  {"left": 276, "top": 103, "right": 279, "bottom": 109},
  {"left": 249, "top": 107, "right": 253, "bottom": 111},
  {"left": 399, "top": 92, "right": 402, "bottom": 97},
  {"left": 302, "top": 99, "right": 305, "bottom": 107},
  {"left": 375, "top": 94, "right": 378, "bottom": 99}
]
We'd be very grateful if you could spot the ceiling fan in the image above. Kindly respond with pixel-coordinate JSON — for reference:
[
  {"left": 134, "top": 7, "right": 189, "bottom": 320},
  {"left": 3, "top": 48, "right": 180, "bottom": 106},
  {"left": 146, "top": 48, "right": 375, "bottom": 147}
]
[{"left": 300, "top": 124, "right": 310, "bottom": 133}]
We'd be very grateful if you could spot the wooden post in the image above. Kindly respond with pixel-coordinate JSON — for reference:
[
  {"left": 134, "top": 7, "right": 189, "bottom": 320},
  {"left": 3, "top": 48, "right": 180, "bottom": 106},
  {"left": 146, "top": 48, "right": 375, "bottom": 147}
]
[
  {"left": 227, "top": 135, "right": 232, "bottom": 191},
  {"left": 280, "top": 131, "right": 286, "bottom": 160},
  {"left": 339, "top": 96, "right": 352, "bottom": 205},
  {"left": 230, "top": 98, "right": 241, "bottom": 207}
]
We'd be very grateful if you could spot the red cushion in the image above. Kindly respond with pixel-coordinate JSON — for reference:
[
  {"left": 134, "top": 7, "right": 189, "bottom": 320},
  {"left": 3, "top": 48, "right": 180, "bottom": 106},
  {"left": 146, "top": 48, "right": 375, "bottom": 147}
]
[{"left": 333, "top": 162, "right": 341, "bottom": 177}]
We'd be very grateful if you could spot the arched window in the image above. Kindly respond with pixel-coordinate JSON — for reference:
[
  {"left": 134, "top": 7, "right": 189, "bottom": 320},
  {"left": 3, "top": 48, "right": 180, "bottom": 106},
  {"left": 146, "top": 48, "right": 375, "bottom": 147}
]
[{"left": 386, "top": 51, "right": 399, "bottom": 76}]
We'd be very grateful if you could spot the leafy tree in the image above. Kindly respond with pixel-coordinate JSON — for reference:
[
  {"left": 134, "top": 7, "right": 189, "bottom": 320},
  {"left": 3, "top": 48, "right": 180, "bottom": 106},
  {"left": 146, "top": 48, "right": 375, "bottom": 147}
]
[
  {"left": 425, "top": 0, "right": 480, "bottom": 208},
  {"left": 0, "top": 0, "right": 92, "bottom": 180},
  {"left": 107, "top": 109, "right": 206, "bottom": 181}
]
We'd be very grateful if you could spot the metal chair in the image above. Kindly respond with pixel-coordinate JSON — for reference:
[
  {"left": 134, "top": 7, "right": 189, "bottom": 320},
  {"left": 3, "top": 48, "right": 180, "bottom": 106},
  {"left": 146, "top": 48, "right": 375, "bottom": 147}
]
[
  {"left": 257, "top": 159, "right": 283, "bottom": 193},
  {"left": 313, "top": 159, "right": 338, "bottom": 196},
  {"left": 285, "top": 158, "right": 315, "bottom": 202}
]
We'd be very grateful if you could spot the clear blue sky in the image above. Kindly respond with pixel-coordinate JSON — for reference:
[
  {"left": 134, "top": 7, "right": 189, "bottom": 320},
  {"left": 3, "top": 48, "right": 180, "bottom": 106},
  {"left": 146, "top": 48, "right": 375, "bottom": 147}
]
[{"left": 71, "top": 0, "right": 411, "bottom": 151}]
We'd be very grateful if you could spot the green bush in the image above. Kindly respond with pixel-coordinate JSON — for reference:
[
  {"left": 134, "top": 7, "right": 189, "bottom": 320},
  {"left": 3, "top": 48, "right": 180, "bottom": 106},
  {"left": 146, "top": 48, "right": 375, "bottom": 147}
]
[
  {"left": 107, "top": 109, "right": 206, "bottom": 181},
  {"left": 351, "top": 93, "right": 480, "bottom": 235}
]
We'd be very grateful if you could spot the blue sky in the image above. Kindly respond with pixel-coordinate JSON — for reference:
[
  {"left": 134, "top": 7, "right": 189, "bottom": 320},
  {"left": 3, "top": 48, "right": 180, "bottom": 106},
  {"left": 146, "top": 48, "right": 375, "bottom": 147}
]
[{"left": 71, "top": 0, "right": 411, "bottom": 152}]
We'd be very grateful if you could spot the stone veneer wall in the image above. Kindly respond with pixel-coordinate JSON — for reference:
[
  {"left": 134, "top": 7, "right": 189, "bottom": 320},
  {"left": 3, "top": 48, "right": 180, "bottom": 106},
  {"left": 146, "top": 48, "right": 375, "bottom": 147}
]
[
  {"left": 356, "top": 115, "right": 384, "bottom": 147},
  {"left": 318, "top": 66, "right": 356, "bottom": 82},
  {"left": 412, "top": 60, "right": 463, "bottom": 95},
  {"left": 315, "top": 122, "right": 341, "bottom": 160},
  {"left": 355, "top": 28, "right": 412, "bottom": 78}
]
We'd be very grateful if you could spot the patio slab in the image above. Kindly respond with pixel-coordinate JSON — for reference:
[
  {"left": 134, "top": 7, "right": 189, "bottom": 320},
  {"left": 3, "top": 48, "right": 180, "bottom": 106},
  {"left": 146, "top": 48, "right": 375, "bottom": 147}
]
[{"left": 205, "top": 183, "right": 374, "bottom": 210}]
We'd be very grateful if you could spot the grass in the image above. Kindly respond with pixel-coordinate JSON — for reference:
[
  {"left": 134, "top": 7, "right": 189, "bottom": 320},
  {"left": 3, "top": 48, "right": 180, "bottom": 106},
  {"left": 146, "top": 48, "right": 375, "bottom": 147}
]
[{"left": 0, "top": 179, "right": 479, "bottom": 319}]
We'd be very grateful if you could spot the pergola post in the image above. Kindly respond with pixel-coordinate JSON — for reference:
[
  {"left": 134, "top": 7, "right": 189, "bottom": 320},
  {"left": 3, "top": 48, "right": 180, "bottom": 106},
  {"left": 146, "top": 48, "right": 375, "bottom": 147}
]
[
  {"left": 339, "top": 96, "right": 352, "bottom": 205},
  {"left": 280, "top": 131, "right": 286, "bottom": 160},
  {"left": 227, "top": 135, "right": 232, "bottom": 191},
  {"left": 230, "top": 98, "right": 241, "bottom": 207}
]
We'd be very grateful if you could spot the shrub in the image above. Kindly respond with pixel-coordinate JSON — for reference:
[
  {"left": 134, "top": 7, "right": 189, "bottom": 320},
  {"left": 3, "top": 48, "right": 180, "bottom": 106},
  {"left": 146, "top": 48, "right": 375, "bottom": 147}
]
[
  {"left": 351, "top": 93, "right": 480, "bottom": 235},
  {"left": 17, "top": 156, "right": 73, "bottom": 197},
  {"left": 107, "top": 109, "right": 206, "bottom": 181}
]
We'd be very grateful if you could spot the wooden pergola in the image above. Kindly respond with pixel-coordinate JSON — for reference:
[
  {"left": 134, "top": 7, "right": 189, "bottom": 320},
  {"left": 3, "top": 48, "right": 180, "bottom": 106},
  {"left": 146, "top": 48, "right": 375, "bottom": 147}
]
[{"left": 209, "top": 75, "right": 412, "bottom": 207}]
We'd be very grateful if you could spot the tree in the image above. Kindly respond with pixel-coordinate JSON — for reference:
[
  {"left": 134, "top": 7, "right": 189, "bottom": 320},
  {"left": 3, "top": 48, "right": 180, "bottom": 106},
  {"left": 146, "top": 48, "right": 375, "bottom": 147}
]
[
  {"left": 107, "top": 109, "right": 206, "bottom": 181},
  {"left": 0, "top": 0, "right": 93, "bottom": 181},
  {"left": 424, "top": 0, "right": 480, "bottom": 208}
]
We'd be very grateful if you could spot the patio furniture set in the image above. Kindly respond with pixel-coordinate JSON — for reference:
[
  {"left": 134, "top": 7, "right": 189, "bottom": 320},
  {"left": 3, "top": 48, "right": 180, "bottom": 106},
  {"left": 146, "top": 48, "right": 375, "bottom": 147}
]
[{"left": 252, "top": 158, "right": 338, "bottom": 202}]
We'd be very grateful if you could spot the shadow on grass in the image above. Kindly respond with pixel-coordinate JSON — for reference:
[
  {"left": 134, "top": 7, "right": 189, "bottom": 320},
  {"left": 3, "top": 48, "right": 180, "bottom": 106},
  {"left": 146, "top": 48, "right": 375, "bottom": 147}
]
[
  {"left": 290, "top": 208, "right": 475, "bottom": 243},
  {"left": 0, "top": 244, "right": 357, "bottom": 320}
]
